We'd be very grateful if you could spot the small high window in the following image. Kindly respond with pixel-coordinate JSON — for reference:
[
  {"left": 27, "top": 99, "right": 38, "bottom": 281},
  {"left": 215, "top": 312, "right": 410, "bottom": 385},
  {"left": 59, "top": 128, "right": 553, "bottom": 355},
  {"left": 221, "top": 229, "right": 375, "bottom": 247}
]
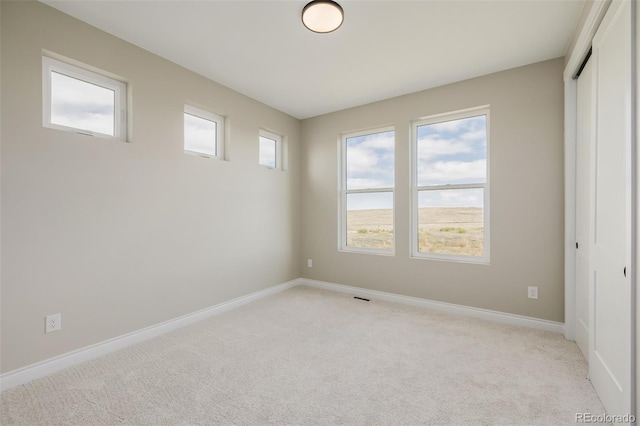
[
  {"left": 42, "top": 56, "right": 127, "bottom": 141},
  {"left": 184, "top": 106, "right": 224, "bottom": 159},
  {"left": 259, "top": 130, "right": 281, "bottom": 169}
]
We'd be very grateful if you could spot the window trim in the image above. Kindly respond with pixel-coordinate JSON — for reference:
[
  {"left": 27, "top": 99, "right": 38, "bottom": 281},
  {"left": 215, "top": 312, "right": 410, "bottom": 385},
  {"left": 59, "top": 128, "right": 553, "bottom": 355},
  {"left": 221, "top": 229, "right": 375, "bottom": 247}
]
[
  {"left": 410, "top": 106, "right": 491, "bottom": 264},
  {"left": 259, "top": 129, "right": 282, "bottom": 169},
  {"left": 42, "top": 55, "right": 127, "bottom": 141},
  {"left": 339, "top": 126, "right": 396, "bottom": 255},
  {"left": 184, "top": 105, "right": 225, "bottom": 160}
]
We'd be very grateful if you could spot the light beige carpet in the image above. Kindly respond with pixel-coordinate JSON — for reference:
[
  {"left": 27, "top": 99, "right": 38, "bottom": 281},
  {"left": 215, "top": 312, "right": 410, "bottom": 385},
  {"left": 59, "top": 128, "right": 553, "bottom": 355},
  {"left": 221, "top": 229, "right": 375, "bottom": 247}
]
[{"left": 1, "top": 285, "right": 605, "bottom": 425}]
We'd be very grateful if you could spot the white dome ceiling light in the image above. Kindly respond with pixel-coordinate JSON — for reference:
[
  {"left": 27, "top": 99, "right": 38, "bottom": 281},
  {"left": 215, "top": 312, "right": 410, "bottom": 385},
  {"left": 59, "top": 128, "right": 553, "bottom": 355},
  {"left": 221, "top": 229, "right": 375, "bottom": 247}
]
[{"left": 302, "top": 0, "right": 344, "bottom": 34}]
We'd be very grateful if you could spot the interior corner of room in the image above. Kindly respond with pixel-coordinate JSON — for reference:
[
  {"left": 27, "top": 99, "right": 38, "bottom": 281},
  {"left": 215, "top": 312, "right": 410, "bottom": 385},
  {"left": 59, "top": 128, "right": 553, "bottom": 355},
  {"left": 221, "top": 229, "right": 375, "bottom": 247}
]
[{"left": 0, "top": 0, "right": 637, "bottom": 422}]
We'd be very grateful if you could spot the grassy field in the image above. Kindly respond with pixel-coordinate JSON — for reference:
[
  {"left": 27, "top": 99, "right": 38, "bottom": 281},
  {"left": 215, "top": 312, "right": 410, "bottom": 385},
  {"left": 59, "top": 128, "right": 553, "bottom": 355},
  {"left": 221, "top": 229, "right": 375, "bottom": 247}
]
[{"left": 347, "top": 207, "right": 484, "bottom": 256}]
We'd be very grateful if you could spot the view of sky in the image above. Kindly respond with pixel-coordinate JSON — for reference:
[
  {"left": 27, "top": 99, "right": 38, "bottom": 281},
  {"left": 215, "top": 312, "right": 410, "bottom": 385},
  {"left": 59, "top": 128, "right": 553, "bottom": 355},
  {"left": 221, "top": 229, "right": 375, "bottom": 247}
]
[
  {"left": 346, "top": 130, "right": 395, "bottom": 190},
  {"left": 184, "top": 113, "right": 217, "bottom": 157},
  {"left": 345, "top": 130, "right": 394, "bottom": 210},
  {"left": 344, "top": 115, "right": 487, "bottom": 211},
  {"left": 259, "top": 136, "right": 277, "bottom": 168},
  {"left": 50, "top": 71, "right": 115, "bottom": 136},
  {"left": 416, "top": 115, "right": 487, "bottom": 208}
]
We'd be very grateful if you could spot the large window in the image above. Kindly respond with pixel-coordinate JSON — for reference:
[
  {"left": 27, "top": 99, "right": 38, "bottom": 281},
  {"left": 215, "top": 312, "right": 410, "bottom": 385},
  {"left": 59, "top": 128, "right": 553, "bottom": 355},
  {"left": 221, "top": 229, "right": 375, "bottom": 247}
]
[
  {"left": 412, "top": 107, "right": 489, "bottom": 263},
  {"left": 184, "top": 105, "right": 224, "bottom": 159},
  {"left": 340, "top": 128, "right": 395, "bottom": 253},
  {"left": 42, "top": 56, "right": 127, "bottom": 141}
]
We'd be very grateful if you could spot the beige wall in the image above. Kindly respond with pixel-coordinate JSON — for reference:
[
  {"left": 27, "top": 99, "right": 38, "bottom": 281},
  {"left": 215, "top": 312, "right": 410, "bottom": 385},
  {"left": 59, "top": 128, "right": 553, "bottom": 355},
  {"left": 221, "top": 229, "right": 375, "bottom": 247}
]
[
  {"left": 0, "top": 1, "right": 301, "bottom": 373},
  {"left": 300, "top": 58, "right": 565, "bottom": 322},
  {"left": 1, "top": 1, "right": 568, "bottom": 375}
]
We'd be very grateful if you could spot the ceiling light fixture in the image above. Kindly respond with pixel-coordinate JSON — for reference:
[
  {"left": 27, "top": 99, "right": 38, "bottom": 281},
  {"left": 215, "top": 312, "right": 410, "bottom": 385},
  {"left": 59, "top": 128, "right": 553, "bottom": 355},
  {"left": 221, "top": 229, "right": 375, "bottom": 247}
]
[{"left": 302, "top": 0, "right": 344, "bottom": 34}]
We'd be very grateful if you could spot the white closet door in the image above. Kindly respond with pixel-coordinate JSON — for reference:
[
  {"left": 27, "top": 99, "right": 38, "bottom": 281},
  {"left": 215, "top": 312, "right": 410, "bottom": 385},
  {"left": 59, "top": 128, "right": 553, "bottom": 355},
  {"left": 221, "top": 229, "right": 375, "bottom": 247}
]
[
  {"left": 575, "top": 57, "right": 593, "bottom": 361},
  {"left": 590, "top": 0, "right": 633, "bottom": 417}
]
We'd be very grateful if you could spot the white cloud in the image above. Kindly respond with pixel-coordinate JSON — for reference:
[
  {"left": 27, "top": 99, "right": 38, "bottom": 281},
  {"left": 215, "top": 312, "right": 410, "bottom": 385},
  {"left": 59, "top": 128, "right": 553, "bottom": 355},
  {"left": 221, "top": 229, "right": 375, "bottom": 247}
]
[
  {"left": 50, "top": 71, "right": 115, "bottom": 135},
  {"left": 185, "top": 113, "right": 217, "bottom": 156},
  {"left": 358, "top": 133, "right": 394, "bottom": 151},
  {"left": 417, "top": 137, "right": 474, "bottom": 160},
  {"left": 345, "top": 131, "right": 395, "bottom": 188},
  {"left": 347, "top": 178, "right": 388, "bottom": 190},
  {"left": 418, "top": 159, "right": 486, "bottom": 185},
  {"left": 259, "top": 136, "right": 276, "bottom": 167},
  {"left": 346, "top": 144, "right": 379, "bottom": 173},
  {"left": 427, "top": 119, "right": 466, "bottom": 133},
  {"left": 460, "top": 129, "right": 486, "bottom": 142}
]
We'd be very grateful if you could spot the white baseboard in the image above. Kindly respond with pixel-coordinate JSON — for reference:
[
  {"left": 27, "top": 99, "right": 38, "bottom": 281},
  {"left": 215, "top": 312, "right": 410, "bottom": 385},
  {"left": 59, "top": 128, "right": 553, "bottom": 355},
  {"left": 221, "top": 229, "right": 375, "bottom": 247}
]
[
  {"left": 299, "top": 278, "right": 565, "bottom": 334},
  {"left": 1, "top": 276, "right": 563, "bottom": 392},
  {"left": 0, "top": 279, "right": 301, "bottom": 392}
]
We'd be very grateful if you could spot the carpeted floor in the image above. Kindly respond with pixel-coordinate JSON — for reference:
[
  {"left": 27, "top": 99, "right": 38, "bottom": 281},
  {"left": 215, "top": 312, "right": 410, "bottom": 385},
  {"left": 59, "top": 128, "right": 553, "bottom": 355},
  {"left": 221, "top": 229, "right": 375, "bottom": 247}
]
[{"left": 1, "top": 285, "right": 605, "bottom": 425}]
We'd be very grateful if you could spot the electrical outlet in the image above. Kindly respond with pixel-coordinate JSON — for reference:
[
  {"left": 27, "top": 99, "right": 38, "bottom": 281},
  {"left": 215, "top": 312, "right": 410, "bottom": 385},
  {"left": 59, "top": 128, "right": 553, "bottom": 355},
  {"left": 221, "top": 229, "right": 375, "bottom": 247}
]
[
  {"left": 527, "top": 286, "right": 538, "bottom": 300},
  {"left": 45, "top": 313, "right": 62, "bottom": 333},
  {"left": 307, "top": 259, "right": 313, "bottom": 268}
]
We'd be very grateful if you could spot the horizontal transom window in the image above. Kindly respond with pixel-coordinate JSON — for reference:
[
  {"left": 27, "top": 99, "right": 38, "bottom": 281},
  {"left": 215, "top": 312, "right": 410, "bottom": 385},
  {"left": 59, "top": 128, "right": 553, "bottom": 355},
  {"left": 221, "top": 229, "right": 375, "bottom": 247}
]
[{"left": 42, "top": 55, "right": 127, "bottom": 141}]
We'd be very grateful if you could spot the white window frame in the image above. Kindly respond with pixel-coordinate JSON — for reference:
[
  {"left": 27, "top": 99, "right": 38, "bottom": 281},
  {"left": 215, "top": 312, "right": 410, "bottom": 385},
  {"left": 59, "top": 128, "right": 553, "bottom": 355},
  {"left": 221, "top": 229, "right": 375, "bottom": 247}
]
[
  {"left": 42, "top": 55, "right": 127, "bottom": 141},
  {"left": 339, "top": 126, "right": 395, "bottom": 255},
  {"left": 411, "top": 106, "right": 490, "bottom": 264},
  {"left": 259, "top": 129, "right": 282, "bottom": 169},
  {"left": 184, "top": 105, "right": 225, "bottom": 160}
]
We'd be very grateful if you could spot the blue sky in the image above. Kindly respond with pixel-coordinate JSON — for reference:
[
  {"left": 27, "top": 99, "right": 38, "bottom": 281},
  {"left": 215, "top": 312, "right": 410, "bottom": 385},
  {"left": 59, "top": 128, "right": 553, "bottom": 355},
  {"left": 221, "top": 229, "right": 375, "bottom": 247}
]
[{"left": 345, "top": 115, "right": 486, "bottom": 210}]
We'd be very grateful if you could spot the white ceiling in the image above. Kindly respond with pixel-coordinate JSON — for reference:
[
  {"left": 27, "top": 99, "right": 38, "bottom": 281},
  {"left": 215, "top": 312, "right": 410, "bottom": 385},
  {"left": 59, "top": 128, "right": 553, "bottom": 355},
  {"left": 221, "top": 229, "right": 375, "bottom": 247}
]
[{"left": 42, "top": 0, "right": 584, "bottom": 119}]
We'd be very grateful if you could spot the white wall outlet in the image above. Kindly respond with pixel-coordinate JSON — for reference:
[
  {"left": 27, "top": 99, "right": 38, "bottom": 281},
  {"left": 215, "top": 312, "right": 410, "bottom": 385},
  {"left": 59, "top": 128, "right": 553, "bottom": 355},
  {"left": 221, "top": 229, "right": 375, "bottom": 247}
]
[
  {"left": 45, "top": 313, "right": 62, "bottom": 333},
  {"left": 527, "top": 286, "right": 539, "bottom": 300},
  {"left": 307, "top": 259, "right": 313, "bottom": 268}
]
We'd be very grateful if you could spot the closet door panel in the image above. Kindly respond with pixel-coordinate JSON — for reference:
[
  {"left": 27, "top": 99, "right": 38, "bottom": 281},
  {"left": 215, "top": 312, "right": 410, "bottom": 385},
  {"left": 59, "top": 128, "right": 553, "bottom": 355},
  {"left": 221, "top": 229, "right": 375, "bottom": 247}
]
[{"left": 589, "top": 0, "right": 633, "bottom": 417}]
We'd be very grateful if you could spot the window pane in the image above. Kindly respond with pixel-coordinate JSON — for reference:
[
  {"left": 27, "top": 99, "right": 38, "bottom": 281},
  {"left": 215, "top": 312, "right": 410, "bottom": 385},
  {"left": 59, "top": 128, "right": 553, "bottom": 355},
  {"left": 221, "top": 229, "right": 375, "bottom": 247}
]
[
  {"left": 259, "top": 136, "right": 276, "bottom": 167},
  {"left": 416, "top": 115, "right": 486, "bottom": 186},
  {"left": 184, "top": 113, "right": 217, "bottom": 156},
  {"left": 418, "top": 188, "right": 484, "bottom": 256},
  {"left": 50, "top": 71, "right": 115, "bottom": 136},
  {"left": 346, "top": 130, "right": 394, "bottom": 190},
  {"left": 346, "top": 192, "right": 393, "bottom": 250}
]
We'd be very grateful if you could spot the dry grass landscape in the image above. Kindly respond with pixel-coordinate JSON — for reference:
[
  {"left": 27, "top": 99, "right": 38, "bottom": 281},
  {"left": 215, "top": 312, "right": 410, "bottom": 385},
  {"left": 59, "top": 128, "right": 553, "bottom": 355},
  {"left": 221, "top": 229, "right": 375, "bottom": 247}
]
[{"left": 347, "top": 207, "right": 484, "bottom": 256}]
